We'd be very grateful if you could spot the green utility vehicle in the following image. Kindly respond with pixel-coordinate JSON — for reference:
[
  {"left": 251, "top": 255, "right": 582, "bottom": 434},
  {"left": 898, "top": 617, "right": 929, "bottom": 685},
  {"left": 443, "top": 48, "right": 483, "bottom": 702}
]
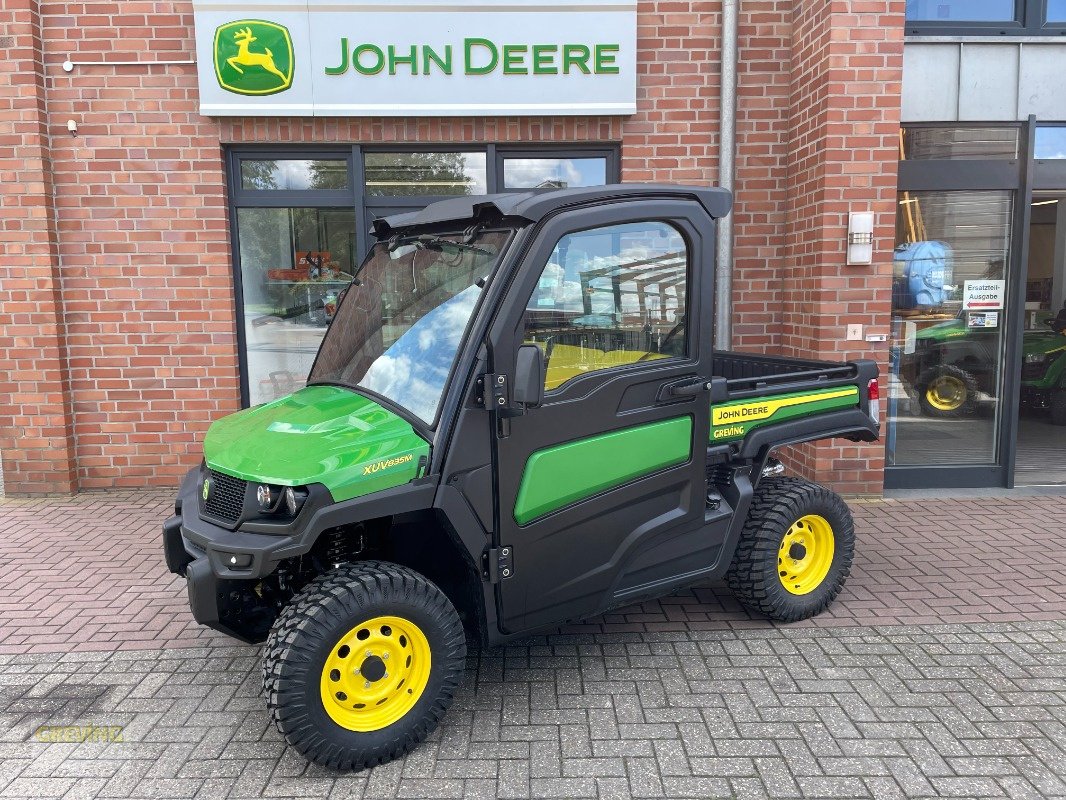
[
  {"left": 164, "top": 185, "right": 879, "bottom": 770},
  {"left": 904, "top": 315, "right": 1066, "bottom": 421}
]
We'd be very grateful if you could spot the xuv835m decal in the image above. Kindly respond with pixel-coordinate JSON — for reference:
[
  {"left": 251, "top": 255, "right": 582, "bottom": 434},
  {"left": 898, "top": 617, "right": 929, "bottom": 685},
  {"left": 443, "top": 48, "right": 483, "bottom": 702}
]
[{"left": 710, "top": 387, "right": 859, "bottom": 442}]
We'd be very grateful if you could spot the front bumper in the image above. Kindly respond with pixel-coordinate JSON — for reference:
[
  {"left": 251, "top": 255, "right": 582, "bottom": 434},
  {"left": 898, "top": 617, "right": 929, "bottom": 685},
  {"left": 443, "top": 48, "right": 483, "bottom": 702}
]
[
  {"left": 162, "top": 467, "right": 324, "bottom": 642},
  {"left": 163, "top": 465, "right": 440, "bottom": 643}
]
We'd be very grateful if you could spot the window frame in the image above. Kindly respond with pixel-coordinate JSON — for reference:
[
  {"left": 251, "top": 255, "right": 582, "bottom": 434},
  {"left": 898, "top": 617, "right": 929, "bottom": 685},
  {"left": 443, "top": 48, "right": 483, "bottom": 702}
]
[
  {"left": 520, "top": 218, "right": 693, "bottom": 396},
  {"left": 495, "top": 146, "right": 620, "bottom": 193},
  {"left": 905, "top": 0, "right": 1066, "bottom": 37}
]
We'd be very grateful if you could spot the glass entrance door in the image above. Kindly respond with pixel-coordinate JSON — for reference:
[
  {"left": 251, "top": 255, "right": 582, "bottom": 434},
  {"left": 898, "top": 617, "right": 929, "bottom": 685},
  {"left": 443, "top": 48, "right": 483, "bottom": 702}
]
[
  {"left": 888, "top": 190, "right": 1015, "bottom": 469},
  {"left": 1015, "top": 193, "right": 1066, "bottom": 485}
]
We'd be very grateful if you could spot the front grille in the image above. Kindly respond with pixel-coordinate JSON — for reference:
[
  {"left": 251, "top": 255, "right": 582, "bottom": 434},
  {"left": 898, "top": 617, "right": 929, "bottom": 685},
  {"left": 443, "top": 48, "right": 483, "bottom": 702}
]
[
  {"left": 1022, "top": 362, "right": 1046, "bottom": 381},
  {"left": 203, "top": 470, "right": 246, "bottom": 524}
]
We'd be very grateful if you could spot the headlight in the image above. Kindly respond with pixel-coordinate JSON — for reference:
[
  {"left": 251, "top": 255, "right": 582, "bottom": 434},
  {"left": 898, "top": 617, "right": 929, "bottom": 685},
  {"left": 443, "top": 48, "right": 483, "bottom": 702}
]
[
  {"left": 1025, "top": 353, "right": 1047, "bottom": 364},
  {"left": 284, "top": 486, "right": 299, "bottom": 515},
  {"left": 255, "top": 484, "right": 308, "bottom": 517}
]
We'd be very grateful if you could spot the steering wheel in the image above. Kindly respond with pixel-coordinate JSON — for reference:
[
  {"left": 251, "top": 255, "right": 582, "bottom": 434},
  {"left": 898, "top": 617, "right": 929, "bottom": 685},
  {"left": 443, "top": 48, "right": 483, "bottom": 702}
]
[{"left": 639, "top": 319, "right": 685, "bottom": 361}]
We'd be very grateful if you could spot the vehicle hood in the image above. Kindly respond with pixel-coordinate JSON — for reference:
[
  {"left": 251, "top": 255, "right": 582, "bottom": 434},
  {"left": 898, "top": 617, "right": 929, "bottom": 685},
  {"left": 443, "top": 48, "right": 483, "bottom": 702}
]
[
  {"left": 915, "top": 319, "right": 969, "bottom": 342},
  {"left": 203, "top": 385, "right": 429, "bottom": 503},
  {"left": 1023, "top": 330, "right": 1066, "bottom": 357}
]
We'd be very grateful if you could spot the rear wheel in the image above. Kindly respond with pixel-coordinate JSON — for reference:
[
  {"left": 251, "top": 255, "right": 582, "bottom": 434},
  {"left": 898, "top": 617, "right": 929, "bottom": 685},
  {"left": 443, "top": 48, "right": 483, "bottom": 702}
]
[
  {"left": 917, "top": 364, "right": 978, "bottom": 418},
  {"left": 1051, "top": 390, "right": 1066, "bottom": 426},
  {"left": 727, "top": 477, "right": 854, "bottom": 622},
  {"left": 263, "top": 561, "right": 466, "bottom": 771}
]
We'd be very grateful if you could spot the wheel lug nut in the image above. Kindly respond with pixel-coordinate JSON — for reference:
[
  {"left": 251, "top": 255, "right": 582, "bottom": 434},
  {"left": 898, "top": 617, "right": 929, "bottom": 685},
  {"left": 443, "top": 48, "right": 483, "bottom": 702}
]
[
  {"left": 382, "top": 652, "right": 389, "bottom": 660},
  {"left": 365, "top": 650, "right": 372, "bottom": 658},
  {"left": 364, "top": 681, "right": 371, "bottom": 689}
]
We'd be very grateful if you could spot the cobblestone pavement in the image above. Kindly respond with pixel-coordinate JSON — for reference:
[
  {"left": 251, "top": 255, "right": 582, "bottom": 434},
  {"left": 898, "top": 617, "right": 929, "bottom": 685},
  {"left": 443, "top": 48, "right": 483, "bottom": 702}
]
[
  {"left": 0, "top": 491, "right": 1064, "bottom": 799},
  {"left": 1, "top": 492, "right": 1063, "bottom": 655}
]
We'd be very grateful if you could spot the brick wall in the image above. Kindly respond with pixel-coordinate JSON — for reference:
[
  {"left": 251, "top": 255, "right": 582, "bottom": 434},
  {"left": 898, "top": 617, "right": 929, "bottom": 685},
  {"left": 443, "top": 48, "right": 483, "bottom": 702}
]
[
  {"left": 0, "top": 1, "right": 902, "bottom": 493},
  {"left": 0, "top": 1, "right": 78, "bottom": 494},
  {"left": 777, "top": 0, "right": 904, "bottom": 494}
]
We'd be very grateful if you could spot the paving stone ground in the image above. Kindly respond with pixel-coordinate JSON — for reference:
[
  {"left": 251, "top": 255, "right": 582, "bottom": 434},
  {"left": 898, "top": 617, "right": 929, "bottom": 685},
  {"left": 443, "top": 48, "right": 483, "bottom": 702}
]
[{"left": 0, "top": 491, "right": 1064, "bottom": 799}]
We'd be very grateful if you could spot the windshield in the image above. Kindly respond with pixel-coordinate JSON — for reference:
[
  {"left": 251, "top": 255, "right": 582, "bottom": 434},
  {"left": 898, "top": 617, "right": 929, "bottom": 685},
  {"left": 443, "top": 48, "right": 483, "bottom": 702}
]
[{"left": 309, "top": 229, "right": 511, "bottom": 424}]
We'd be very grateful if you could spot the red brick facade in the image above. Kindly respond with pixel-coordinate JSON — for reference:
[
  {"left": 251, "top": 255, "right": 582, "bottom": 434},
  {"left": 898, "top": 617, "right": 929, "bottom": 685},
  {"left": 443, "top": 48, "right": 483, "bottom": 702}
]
[{"left": 0, "top": 1, "right": 904, "bottom": 494}]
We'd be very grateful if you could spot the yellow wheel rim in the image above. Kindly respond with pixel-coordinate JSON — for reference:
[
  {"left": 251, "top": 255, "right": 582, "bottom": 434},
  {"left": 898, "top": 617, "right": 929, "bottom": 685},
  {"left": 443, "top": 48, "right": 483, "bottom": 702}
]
[
  {"left": 778, "top": 514, "right": 835, "bottom": 596},
  {"left": 925, "top": 376, "right": 966, "bottom": 412},
  {"left": 319, "top": 615, "right": 431, "bottom": 732}
]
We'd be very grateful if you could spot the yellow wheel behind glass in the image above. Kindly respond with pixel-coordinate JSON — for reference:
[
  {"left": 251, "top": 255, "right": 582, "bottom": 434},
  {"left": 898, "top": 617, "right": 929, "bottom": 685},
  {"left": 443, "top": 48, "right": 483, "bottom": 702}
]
[
  {"left": 925, "top": 375, "right": 967, "bottom": 412},
  {"left": 777, "top": 514, "right": 835, "bottom": 596},
  {"left": 319, "top": 615, "right": 432, "bottom": 732}
]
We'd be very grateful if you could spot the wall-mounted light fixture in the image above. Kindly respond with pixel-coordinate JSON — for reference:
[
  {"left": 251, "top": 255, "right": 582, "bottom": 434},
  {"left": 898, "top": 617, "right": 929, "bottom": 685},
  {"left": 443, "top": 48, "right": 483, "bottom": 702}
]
[{"left": 846, "top": 211, "right": 874, "bottom": 266}]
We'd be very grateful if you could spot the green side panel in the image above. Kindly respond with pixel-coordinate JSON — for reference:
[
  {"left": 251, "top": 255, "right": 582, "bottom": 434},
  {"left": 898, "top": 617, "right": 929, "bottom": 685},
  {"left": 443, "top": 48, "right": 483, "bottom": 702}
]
[
  {"left": 709, "top": 386, "right": 860, "bottom": 443},
  {"left": 203, "top": 385, "right": 429, "bottom": 503},
  {"left": 513, "top": 416, "right": 693, "bottom": 526}
]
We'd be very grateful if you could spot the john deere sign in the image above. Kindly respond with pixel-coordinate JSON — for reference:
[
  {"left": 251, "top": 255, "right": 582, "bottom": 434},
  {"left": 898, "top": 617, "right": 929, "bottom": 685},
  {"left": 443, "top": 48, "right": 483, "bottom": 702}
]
[{"left": 193, "top": 0, "right": 636, "bottom": 117}]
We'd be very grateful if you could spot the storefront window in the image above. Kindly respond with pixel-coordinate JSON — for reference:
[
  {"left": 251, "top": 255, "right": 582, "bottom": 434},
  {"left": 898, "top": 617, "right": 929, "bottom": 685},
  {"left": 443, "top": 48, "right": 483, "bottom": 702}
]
[
  {"left": 888, "top": 191, "right": 1014, "bottom": 466},
  {"left": 905, "top": 0, "right": 1015, "bottom": 21},
  {"left": 237, "top": 207, "right": 356, "bottom": 405},
  {"left": 502, "top": 157, "right": 608, "bottom": 190},
  {"left": 364, "top": 152, "right": 487, "bottom": 196},
  {"left": 240, "top": 159, "right": 348, "bottom": 191},
  {"left": 1035, "top": 127, "right": 1066, "bottom": 160},
  {"left": 901, "top": 127, "right": 1020, "bottom": 161}
]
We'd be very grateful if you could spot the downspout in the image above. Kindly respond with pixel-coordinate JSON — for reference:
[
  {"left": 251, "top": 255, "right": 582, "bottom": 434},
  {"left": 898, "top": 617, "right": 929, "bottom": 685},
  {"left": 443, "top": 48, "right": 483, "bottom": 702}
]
[{"left": 715, "top": 0, "right": 739, "bottom": 349}]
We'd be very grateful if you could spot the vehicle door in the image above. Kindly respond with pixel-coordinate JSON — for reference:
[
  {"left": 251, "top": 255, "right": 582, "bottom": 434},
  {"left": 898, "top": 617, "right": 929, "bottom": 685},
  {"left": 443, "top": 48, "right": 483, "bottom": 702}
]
[{"left": 487, "top": 200, "right": 719, "bottom": 634}]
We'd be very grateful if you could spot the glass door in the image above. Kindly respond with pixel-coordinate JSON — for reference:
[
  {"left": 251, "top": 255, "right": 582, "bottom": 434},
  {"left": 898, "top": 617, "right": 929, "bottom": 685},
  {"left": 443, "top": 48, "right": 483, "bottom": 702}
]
[
  {"left": 1015, "top": 192, "right": 1066, "bottom": 484},
  {"left": 886, "top": 124, "right": 1026, "bottom": 489},
  {"left": 888, "top": 191, "right": 1014, "bottom": 467}
]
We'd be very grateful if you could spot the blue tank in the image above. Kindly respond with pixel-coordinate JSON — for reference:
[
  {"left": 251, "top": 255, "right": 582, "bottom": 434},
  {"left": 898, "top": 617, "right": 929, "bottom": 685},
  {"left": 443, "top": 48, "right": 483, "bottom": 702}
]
[{"left": 893, "top": 240, "right": 952, "bottom": 309}]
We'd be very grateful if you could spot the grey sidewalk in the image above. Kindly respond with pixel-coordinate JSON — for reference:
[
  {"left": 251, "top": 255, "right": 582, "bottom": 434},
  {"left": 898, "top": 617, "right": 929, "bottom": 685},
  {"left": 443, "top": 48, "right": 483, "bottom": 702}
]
[{"left": 1, "top": 621, "right": 1064, "bottom": 799}]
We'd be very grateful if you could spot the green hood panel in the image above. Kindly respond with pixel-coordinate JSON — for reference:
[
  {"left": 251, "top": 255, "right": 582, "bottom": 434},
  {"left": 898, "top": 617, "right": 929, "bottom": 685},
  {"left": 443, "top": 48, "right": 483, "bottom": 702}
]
[
  {"left": 203, "top": 385, "right": 429, "bottom": 503},
  {"left": 915, "top": 320, "right": 970, "bottom": 342}
]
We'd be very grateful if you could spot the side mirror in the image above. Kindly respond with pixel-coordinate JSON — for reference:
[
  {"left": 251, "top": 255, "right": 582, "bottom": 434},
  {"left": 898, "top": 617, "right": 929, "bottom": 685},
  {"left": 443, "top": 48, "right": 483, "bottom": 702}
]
[{"left": 513, "top": 344, "right": 545, "bottom": 409}]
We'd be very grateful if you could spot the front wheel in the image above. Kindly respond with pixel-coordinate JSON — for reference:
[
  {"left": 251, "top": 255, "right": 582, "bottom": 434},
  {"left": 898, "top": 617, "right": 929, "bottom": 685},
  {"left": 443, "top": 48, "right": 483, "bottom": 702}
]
[
  {"left": 917, "top": 364, "right": 978, "bottom": 418},
  {"left": 263, "top": 561, "right": 466, "bottom": 771},
  {"left": 727, "top": 477, "right": 855, "bottom": 622}
]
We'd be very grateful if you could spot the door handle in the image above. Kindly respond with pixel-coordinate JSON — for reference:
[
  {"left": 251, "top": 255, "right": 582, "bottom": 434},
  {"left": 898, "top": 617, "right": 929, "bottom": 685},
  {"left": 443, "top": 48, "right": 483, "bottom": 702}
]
[{"left": 659, "top": 377, "right": 711, "bottom": 401}]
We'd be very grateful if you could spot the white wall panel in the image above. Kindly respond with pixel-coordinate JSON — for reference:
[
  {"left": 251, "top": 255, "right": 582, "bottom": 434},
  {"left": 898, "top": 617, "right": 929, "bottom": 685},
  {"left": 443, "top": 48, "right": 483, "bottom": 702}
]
[
  {"left": 1018, "top": 45, "right": 1066, "bottom": 120},
  {"left": 903, "top": 41, "right": 1066, "bottom": 122},
  {"left": 958, "top": 43, "right": 1018, "bottom": 121},
  {"left": 902, "top": 43, "right": 959, "bottom": 121}
]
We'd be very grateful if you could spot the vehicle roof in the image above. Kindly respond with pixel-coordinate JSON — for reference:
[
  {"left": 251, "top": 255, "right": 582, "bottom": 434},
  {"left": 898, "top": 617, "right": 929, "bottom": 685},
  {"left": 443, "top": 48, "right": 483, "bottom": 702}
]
[{"left": 371, "top": 183, "right": 733, "bottom": 237}]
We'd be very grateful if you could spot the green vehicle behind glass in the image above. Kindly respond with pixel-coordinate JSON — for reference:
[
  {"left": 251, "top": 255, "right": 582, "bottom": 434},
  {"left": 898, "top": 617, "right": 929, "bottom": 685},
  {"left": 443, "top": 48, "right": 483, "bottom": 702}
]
[
  {"left": 164, "top": 185, "right": 879, "bottom": 770},
  {"left": 904, "top": 315, "right": 1066, "bottom": 422}
]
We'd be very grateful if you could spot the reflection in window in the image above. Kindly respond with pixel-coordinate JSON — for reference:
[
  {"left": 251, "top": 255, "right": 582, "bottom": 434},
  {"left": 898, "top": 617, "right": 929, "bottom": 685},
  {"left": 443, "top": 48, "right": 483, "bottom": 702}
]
[
  {"left": 905, "top": 0, "right": 1015, "bottom": 21},
  {"left": 889, "top": 191, "right": 1013, "bottom": 467},
  {"left": 503, "top": 157, "right": 608, "bottom": 189},
  {"left": 310, "top": 231, "right": 509, "bottom": 423},
  {"left": 1035, "top": 127, "right": 1066, "bottom": 160},
  {"left": 240, "top": 159, "right": 349, "bottom": 191},
  {"left": 237, "top": 207, "right": 356, "bottom": 405},
  {"left": 1048, "top": 0, "right": 1066, "bottom": 21},
  {"left": 364, "top": 152, "right": 487, "bottom": 196},
  {"left": 522, "top": 221, "right": 688, "bottom": 392},
  {"left": 901, "top": 127, "right": 1019, "bottom": 161}
]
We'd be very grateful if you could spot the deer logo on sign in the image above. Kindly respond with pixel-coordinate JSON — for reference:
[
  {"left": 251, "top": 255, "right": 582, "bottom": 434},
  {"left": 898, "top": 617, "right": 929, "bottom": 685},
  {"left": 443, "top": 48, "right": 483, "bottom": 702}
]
[{"left": 213, "top": 20, "right": 294, "bottom": 96}]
